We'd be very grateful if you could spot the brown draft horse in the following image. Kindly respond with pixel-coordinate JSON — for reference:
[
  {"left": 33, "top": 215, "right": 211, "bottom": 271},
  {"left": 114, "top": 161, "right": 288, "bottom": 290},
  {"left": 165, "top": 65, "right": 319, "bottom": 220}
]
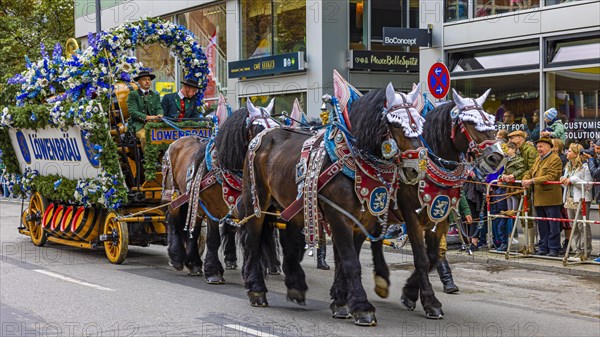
[
  {"left": 162, "top": 100, "right": 280, "bottom": 281},
  {"left": 370, "top": 89, "right": 505, "bottom": 319},
  {"left": 237, "top": 83, "right": 426, "bottom": 326}
]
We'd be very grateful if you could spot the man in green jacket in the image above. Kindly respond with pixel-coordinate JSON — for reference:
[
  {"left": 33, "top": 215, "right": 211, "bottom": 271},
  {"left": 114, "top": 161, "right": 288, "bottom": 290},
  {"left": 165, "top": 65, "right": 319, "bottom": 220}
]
[
  {"left": 507, "top": 130, "right": 538, "bottom": 172},
  {"left": 507, "top": 129, "right": 539, "bottom": 249},
  {"left": 127, "top": 70, "right": 164, "bottom": 151},
  {"left": 161, "top": 78, "right": 201, "bottom": 120}
]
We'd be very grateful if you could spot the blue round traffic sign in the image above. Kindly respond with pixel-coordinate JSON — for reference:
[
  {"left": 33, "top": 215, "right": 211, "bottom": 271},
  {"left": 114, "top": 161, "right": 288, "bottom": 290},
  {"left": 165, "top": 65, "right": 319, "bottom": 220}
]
[{"left": 428, "top": 62, "right": 450, "bottom": 99}]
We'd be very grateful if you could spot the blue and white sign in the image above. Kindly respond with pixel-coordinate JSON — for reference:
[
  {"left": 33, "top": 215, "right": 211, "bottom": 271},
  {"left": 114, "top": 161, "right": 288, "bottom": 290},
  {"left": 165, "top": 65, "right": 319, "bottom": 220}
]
[
  {"left": 428, "top": 194, "right": 451, "bottom": 221},
  {"left": 9, "top": 126, "right": 103, "bottom": 179},
  {"left": 369, "top": 186, "right": 389, "bottom": 215}
]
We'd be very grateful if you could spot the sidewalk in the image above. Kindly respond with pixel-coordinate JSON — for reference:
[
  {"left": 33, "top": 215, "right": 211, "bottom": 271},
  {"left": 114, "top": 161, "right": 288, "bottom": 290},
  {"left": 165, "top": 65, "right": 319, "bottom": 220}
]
[
  {"left": 444, "top": 244, "right": 600, "bottom": 278},
  {"left": 383, "top": 237, "right": 600, "bottom": 278}
]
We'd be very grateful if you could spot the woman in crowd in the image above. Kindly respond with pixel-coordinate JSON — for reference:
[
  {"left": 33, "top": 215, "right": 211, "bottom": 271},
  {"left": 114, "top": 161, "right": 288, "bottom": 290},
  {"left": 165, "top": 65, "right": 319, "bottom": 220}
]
[{"left": 560, "top": 143, "right": 593, "bottom": 260}]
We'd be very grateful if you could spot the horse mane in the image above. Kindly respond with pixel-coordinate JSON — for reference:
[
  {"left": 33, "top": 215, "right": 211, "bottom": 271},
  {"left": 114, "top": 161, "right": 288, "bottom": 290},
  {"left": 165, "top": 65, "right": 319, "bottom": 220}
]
[
  {"left": 215, "top": 107, "right": 250, "bottom": 171},
  {"left": 422, "top": 102, "right": 456, "bottom": 158},
  {"left": 349, "top": 89, "right": 388, "bottom": 156}
]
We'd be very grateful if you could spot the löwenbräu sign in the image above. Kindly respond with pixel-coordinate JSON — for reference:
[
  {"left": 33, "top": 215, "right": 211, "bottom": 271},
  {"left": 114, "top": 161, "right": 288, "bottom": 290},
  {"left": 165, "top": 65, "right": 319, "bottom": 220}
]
[{"left": 349, "top": 50, "right": 419, "bottom": 72}]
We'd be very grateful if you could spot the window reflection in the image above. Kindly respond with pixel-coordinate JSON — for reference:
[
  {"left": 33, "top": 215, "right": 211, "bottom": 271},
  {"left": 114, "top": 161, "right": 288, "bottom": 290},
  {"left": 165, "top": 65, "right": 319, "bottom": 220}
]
[
  {"left": 474, "top": 0, "right": 540, "bottom": 17},
  {"left": 445, "top": 0, "right": 468, "bottom": 22},
  {"left": 241, "top": 0, "right": 306, "bottom": 59}
]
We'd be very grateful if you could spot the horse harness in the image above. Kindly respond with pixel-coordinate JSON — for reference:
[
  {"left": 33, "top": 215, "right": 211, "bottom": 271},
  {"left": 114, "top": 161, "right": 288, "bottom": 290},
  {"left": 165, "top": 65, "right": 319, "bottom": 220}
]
[{"left": 247, "top": 124, "right": 426, "bottom": 248}]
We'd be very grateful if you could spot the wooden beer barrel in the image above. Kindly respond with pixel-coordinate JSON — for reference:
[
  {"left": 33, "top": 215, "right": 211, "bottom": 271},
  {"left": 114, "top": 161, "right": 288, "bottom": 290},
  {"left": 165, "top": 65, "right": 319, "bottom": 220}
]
[
  {"left": 41, "top": 203, "right": 55, "bottom": 232},
  {"left": 71, "top": 208, "right": 102, "bottom": 241},
  {"left": 49, "top": 205, "right": 65, "bottom": 236},
  {"left": 58, "top": 206, "right": 76, "bottom": 239}
]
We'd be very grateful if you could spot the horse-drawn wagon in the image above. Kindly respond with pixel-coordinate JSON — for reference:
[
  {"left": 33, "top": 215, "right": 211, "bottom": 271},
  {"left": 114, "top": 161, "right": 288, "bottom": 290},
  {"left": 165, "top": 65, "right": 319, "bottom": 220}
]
[{"left": 0, "top": 18, "right": 212, "bottom": 264}]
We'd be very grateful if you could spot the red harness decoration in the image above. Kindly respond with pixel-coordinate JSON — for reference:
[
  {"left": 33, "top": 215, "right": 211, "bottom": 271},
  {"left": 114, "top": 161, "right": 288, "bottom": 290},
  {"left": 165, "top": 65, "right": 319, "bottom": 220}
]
[
  {"left": 221, "top": 171, "right": 243, "bottom": 210},
  {"left": 418, "top": 158, "right": 471, "bottom": 223}
]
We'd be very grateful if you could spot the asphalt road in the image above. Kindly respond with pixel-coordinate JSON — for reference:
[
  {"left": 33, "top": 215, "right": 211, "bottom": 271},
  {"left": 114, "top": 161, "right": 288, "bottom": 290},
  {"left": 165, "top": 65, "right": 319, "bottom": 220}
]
[{"left": 1, "top": 199, "right": 599, "bottom": 337}]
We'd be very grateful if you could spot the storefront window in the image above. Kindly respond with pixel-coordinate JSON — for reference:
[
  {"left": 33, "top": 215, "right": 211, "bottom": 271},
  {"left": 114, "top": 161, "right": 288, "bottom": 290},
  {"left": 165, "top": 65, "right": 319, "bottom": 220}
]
[
  {"left": 241, "top": 92, "right": 307, "bottom": 117},
  {"left": 369, "top": 0, "right": 421, "bottom": 51},
  {"left": 546, "top": 67, "right": 600, "bottom": 146},
  {"left": 241, "top": 0, "right": 306, "bottom": 59},
  {"left": 453, "top": 73, "right": 540, "bottom": 132},
  {"left": 350, "top": 0, "right": 367, "bottom": 50},
  {"left": 547, "top": 36, "right": 600, "bottom": 66},
  {"left": 449, "top": 44, "right": 539, "bottom": 75},
  {"left": 545, "top": 0, "right": 585, "bottom": 6},
  {"left": 178, "top": 3, "right": 228, "bottom": 102},
  {"left": 445, "top": 0, "right": 468, "bottom": 22},
  {"left": 474, "top": 0, "right": 540, "bottom": 18}
]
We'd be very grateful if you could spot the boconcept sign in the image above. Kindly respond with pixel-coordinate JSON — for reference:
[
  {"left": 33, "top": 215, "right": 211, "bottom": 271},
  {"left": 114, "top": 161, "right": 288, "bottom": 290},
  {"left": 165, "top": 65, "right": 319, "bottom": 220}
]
[{"left": 383, "top": 27, "right": 431, "bottom": 47}]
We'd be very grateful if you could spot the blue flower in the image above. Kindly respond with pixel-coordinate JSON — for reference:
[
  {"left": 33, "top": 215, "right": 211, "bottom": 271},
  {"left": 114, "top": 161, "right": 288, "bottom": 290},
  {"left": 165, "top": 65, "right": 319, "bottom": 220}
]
[{"left": 53, "top": 179, "right": 62, "bottom": 190}]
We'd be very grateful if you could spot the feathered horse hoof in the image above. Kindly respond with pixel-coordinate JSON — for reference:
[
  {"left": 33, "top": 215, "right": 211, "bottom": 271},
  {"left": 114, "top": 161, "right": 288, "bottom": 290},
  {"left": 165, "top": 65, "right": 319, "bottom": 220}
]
[
  {"left": 330, "top": 303, "right": 352, "bottom": 319},
  {"left": 205, "top": 274, "right": 225, "bottom": 284},
  {"left": 225, "top": 261, "right": 237, "bottom": 270},
  {"left": 401, "top": 294, "right": 416, "bottom": 311},
  {"left": 168, "top": 260, "right": 183, "bottom": 271},
  {"left": 186, "top": 265, "right": 203, "bottom": 276},
  {"left": 286, "top": 288, "right": 306, "bottom": 306},
  {"left": 248, "top": 291, "right": 268, "bottom": 307},
  {"left": 353, "top": 311, "right": 377, "bottom": 326}
]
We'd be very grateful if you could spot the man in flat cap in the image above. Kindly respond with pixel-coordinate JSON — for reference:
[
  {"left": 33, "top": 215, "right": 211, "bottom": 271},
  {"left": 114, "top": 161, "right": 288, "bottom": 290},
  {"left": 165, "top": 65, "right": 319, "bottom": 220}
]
[
  {"left": 127, "top": 70, "right": 164, "bottom": 151},
  {"left": 507, "top": 129, "right": 539, "bottom": 250},
  {"left": 521, "top": 137, "right": 563, "bottom": 257},
  {"left": 161, "top": 77, "right": 201, "bottom": 121},
  {"left": 507, "top": 130, "right": 537, "bottom": 173}
]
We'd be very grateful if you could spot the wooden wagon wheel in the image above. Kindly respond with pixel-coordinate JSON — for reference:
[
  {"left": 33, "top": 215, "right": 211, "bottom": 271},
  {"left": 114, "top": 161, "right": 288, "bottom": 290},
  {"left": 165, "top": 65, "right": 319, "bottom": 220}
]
[
  {"left": 28, "top": 192, "right": 48, "bottom": 247},
  {"left": 103, "top": 211, "right": 129, "bottom": 264}
]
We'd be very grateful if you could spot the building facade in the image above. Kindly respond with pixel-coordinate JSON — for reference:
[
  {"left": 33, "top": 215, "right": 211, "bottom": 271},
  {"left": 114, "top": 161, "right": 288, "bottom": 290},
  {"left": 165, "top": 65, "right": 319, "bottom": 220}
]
[
  {"left": 420, "top": 0, "right": 599, "bottom": 144},
  {"left": 75, "top": 0, "right": 598, "bottom": 143},
  {"left": 74, "top": 1, "right": 420, "bottom": 118}
]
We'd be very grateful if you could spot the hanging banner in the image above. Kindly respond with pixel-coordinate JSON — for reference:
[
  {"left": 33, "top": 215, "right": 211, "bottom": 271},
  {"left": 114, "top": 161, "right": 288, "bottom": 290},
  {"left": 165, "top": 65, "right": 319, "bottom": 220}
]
[{"left": 9, "top": 126, "right": 102, "bottom": 179}]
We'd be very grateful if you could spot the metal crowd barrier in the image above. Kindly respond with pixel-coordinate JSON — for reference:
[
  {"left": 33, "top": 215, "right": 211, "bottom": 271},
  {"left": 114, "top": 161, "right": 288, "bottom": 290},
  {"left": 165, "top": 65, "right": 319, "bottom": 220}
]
[{"left": 485, "top": 179, "right": 600, "bottom": 266}]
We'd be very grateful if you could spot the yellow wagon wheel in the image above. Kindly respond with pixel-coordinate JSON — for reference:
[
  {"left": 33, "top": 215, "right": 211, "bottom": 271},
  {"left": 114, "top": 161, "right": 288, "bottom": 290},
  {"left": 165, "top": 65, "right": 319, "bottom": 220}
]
[
  {"left": 103, "top": 212, "right": 129, "bottom": 264},
  {"left": 28, "top": 192, "right": 48, "bottom": 246}
]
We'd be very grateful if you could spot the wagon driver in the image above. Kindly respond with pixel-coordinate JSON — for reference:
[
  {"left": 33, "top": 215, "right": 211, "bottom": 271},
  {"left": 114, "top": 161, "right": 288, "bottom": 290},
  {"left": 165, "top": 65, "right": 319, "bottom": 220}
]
[
  {"left": 161, "top": 77, "right": 201, "bottom": 121},
  {"left": 127, "top": 70, "right": 164, "bottom": 151}
]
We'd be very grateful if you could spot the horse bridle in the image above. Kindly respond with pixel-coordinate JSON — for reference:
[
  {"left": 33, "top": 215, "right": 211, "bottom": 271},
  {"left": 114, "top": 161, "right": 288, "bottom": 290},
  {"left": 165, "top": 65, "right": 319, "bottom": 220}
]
[
  {"left": 246, "top": 107, "right": 277, "bottom": 140},
  {"left": 381, "top": 93, "right": 427, "bottom": 184},
  {"left": 450, "top": 100, "right": 498, "bottom": 159}
]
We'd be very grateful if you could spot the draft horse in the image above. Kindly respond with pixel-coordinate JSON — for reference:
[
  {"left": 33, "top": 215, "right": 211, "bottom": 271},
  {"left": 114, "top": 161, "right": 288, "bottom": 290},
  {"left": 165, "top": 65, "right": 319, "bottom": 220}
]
[
  {"left": 238, "top": 83, "right": 426, "bottom": 326},
  {"left": 370, "top": 88, "right": 505, "bottom": 319},
  {"left": 162, "top": 100, "right": 280, "bottom": 282}
]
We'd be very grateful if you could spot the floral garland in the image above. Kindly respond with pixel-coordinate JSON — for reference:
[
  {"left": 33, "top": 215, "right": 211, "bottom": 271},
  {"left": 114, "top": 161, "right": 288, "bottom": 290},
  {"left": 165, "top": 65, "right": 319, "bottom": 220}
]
[{"left": 1, "top": 17, "right": 209, "bottom": 209}]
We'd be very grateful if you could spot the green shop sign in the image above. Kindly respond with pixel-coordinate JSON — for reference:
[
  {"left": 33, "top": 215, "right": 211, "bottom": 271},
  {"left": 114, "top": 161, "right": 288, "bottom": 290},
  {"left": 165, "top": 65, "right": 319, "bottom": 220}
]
[{"left": 228, "top": 52, "right": 305, "bottom": 79}]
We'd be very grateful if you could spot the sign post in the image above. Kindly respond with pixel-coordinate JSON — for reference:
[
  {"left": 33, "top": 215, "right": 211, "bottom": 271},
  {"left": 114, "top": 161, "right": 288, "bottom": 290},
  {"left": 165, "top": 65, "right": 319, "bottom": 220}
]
[{"left": 427, "top": 62, "right": 450, "bottom": 99}]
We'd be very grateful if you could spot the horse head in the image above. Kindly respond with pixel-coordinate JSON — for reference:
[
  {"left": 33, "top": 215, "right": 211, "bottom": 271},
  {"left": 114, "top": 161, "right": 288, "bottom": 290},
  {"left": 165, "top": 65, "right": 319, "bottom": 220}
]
[
  {"left": 246, "top": 98, "right": 277, "bottom": 138},
  {"left": 451, "top": 88, "right": 506, "bottom": 177},
  {"left": 382, "top": 82, "right": 427, "bottom": 184}
]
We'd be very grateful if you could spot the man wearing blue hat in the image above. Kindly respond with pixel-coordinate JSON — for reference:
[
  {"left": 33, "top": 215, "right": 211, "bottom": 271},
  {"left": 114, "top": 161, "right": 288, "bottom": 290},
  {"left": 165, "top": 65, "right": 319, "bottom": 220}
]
[{"left": 540, "top": 107, "right": 565, "bottom": 143}]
